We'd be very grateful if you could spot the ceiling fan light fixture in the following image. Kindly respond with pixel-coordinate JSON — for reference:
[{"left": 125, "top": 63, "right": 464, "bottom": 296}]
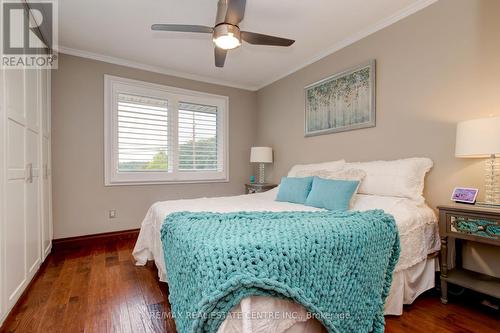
[
  {"left": 214, "top": 34, "right": 240, "bottom": 50},
  {"left": 152, "top": 0, "right": 296, "bottom": 67},
  {"left": 213, "top": 24, "right": 241, "bottom": 50}
]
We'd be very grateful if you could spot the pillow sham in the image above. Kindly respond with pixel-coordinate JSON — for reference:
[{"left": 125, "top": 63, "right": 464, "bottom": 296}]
[
  {"left": 305, "top": 177, "right": 360, "bottom": 211},
  {"left": 287, "top": 160, "right": 345, "bottom": 177},
  {"left": 344, "top": 157, "right": 433, "bottom": 202},
  {"left": 295, "top": 168, "right": 366, "bottom": 181},
  {"left": 275, "top": 177, "right": 314, "bottom": 204}
]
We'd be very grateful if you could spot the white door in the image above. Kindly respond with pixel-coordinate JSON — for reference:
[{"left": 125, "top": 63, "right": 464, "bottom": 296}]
[
  {"left": 4, "top": 68, "right": 28, "bottom": 309},
  {"left": 0, "top": 65, "right": 5, "bottom": 325},
  {"left": 25, "top": 69, "right": 41, "bottom": 279},
  {"left": 3, "top": 67, "right": 42, "bottom": 311},
  {"left": 40, "top": 69, "right": 51, "bottom": 258}
]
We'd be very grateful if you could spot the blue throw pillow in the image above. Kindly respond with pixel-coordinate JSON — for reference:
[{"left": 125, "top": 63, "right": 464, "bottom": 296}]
[
  {"left": 306, "top": 177, "right": 359, "bottom": 211},
  {"left": 276, "top": 177, "right": 314, "bottom": 204}
]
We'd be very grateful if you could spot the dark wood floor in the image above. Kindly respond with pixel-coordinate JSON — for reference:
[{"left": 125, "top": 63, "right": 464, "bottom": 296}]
[{"left": 1, "top": 238, "right": 498, "bottom": 333}]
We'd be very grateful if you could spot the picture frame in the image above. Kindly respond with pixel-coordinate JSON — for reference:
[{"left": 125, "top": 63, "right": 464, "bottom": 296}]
[
  {"left": 451, "top": 187, "right": 479, "bottom": 204},
  {"left": 304, "top": 60, "right": 376, "bottom": 137}
]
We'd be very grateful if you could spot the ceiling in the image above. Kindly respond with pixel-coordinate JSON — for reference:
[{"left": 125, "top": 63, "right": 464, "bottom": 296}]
[{"left": 58, "top": 0, "right": 436, "bottom": 90}]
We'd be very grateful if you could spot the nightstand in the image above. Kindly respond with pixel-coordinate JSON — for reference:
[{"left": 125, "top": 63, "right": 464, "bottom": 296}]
[
  {"left": 245, "top": 183, "right": 277, "bottom": 194},
  {"left": 438, "top": 204, "right": 500, "bottom": 304}
]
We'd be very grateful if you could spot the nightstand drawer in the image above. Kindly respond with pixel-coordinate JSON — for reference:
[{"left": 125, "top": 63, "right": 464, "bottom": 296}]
[
  {"left": 245, "top": 183, "right": 277, "bottom": 194},
  {"left": 448, "top": 215, "right": 500, "bottom": 241}
]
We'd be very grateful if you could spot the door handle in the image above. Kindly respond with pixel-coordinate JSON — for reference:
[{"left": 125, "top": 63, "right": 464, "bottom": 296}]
[{"left": 26, "top": 163, "right": 33, "bottom": 183}]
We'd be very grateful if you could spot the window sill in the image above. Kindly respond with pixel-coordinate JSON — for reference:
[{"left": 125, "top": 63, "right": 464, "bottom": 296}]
[{"left": 104, "top": 178, "right": 230, "bottom": 186}]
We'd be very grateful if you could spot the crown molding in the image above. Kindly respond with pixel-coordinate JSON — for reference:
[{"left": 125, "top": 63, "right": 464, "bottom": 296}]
[
  {"left": 255, "top": 0, "right": 438, "bottom": 90},
  {"left": 57, "top": 0, "right": 437, "bottom": 92},
  {"left": 57, "top": 46, "right": 260, "bottom": 91}
]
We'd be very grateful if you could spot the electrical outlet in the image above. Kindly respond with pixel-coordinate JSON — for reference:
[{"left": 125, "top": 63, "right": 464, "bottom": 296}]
[{"left": 109, "top": 210, "right": 116, "bottom": 219}]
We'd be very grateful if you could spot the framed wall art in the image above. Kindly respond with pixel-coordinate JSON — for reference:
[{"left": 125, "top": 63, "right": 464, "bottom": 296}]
[{"left": 305, "top": 60, "right": 376, "bottom": 137}]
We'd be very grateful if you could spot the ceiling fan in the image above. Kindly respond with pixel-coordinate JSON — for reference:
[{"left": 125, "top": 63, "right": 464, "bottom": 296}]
[{"left": 152, "top": 0, "right": 295, "bottom": 67}]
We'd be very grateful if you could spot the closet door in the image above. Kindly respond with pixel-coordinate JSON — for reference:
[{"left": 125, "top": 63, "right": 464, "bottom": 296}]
[
  {"left": 40, "top": 69, "right": 52, "bottom": 258},
  {"left": 1, "top": 67, "right": 48, "bottom": 322},
  {"left": 4, "top": 68, "right": 28, "bottom": 309},
  {"left": 3, "top": 67, "right": 42, "bottom": 311},
  {"left": 25, "top": 69, "right": 41, "bottom": 280},
  {"left": 0, "top": 66, "right": 5, "bottom": 324}
]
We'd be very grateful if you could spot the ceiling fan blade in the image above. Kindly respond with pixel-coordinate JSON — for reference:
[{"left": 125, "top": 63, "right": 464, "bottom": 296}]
[
  {"left": 214, "top": 47, "right": 227, "bottom": 67},
  {"left": 225, "top": 0, "right": 246, "bottom": 25},
  {"left": 151, "top": 24, "right": 213, "bottom": 33},
  {"left": 241, "top": 31, "right": 295, "bottom": 46}
]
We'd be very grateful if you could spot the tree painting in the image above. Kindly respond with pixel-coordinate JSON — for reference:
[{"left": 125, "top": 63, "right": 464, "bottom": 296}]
[{"left": 305, "top": 61, "right": 375, "bottom": 136}]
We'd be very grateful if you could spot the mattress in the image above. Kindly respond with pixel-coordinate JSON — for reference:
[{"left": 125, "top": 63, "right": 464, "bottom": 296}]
[{"left": 132, "top": 188, "right": 440, "bottom": 330}]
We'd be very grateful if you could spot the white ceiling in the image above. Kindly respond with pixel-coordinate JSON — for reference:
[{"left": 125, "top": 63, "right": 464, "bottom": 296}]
[{"left": 58, "top": 0, "right": 436, "bottom": 90}]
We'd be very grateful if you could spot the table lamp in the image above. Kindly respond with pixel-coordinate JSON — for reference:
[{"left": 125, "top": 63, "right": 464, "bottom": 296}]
[
  {"left": 455, "top": 116, "right": 500, "bottom": 206},
  {"left": 250, "top": 147, "right": 273, "bottom": 184}
]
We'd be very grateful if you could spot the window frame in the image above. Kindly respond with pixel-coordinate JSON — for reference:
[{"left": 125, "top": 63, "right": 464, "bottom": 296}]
[{"left": 104, "top": 75, "right": 229, "bottom": 186}]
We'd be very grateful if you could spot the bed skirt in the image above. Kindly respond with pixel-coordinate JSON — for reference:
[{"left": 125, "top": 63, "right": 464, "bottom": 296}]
[{"left": 216, "top": 257, "right": 436, "bottom": 332}]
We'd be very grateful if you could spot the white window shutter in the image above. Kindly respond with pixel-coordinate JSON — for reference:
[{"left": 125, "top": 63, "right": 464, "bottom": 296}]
[
  {"left": 117, "top": 93, "right": 169, "bottom": 172},
  {"left": 178, "top": 102, "right": 219, "bottom": 172}
]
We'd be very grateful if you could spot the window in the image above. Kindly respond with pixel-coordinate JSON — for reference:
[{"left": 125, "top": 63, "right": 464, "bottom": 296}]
[
  {"left": 178, "top": 102, "right": 219, "bottom": 172},
  {"left": 117, "top": 94, "right": 169, "bottom": 172},
  {"left": 104, "top": 75, "right": 228, "bottom": 185}
]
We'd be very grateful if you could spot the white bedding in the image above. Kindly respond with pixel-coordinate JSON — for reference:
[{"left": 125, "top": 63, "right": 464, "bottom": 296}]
[{"left": 132, "top": 188, "right": 440, "bottom": 330}]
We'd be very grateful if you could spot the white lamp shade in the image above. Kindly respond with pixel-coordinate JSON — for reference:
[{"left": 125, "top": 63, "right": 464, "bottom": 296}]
[
  {"left": 250, "top": 147, "right": 273, "bottom": 163},
  {"left": 455, "top": 116, "right": 500, "bottom": 158}
]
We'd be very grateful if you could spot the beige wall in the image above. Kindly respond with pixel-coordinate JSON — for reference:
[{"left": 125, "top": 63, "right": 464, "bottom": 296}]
[
  {"left": 256, "top": 0, "right": 500, "bottom": 209},
  {"left": 53, "top": 0, "right": 500, "bottom": 239},
  {"left": 52, "top": 54, "right": 257, "bottom": 238}
]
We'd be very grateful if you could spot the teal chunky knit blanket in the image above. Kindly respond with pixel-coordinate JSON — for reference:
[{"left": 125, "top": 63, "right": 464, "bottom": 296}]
[{"left": 161, "top": 210, "right": 400, "bottom": 333}]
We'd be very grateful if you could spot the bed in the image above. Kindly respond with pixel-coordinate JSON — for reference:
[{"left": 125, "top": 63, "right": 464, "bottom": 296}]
[{"left": 133, "top": 158, "right": 441, "bottom": 332}]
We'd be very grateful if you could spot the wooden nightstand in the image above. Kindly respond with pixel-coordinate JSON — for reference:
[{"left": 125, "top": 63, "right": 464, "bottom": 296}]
[
  {"left": 438, "top": 204, "right": 500, "bottom": 304},
  {"left": 245, "top": 183, "right": 277, "bottom": 194}
]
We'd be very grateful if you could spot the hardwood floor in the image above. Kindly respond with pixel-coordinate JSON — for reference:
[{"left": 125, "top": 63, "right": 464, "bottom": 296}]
[{"left": 1, "top": 238, "right": 498, "bottom": 333}]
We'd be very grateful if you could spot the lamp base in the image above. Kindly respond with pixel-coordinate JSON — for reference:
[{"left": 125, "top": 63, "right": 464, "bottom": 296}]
[
  {"left": 484, "top": 155, "right": 500, "bottom": 205},
  {"left": 258, "top": 163, "right": 265, "bottom": 184},
  {"left": 475, "top": 202, "right": 500, "bottom": 209}
]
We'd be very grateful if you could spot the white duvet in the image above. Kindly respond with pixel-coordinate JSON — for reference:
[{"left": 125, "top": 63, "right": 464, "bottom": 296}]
[{"left": 132, "top": 188, "right": 440, "bottom": 331}]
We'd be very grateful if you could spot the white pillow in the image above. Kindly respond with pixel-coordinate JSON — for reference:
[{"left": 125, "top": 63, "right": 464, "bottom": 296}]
[
  {"left": 295, "top": 168, "right": 366, "bottom": 181},
  {"left": 344, "top": 158, "right": 433, "bottom": 202},
  {"left": 287, "top": 160, "right": 345, "bottom": 177}
]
